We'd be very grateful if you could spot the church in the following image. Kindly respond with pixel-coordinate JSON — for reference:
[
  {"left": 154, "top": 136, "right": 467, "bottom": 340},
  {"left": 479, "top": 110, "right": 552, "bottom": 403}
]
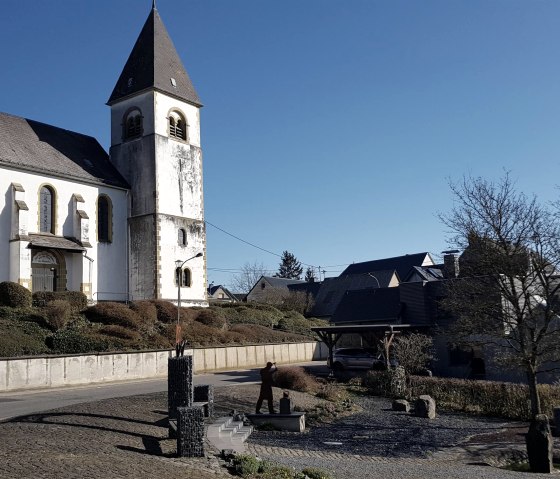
[{"left": 0, "top": 4, "right": 208, "bottom": 306}]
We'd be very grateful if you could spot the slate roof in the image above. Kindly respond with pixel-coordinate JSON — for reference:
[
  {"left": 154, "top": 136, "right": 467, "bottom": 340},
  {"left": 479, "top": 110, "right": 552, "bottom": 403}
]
[
  {"left": 340, "top": 252, "right": 433, "bottom": 281},
  {"left": 331, "top": 288, "right": 402, "bottom": 324},
  {"left": 288, "top": 281, "right": 322, "bottom": 297},
  {"left": 404, "top": 265, "right": 444, "bottom": 282},
  {"left": 263, "top": 276, "right": 305, "bottom": 289},
  {"left": 207, "top": 284, "right": 236, "bottom": 300},
  {"left": 0, "top": 112, "right": 129, "bottom": 188},
  {"left": 108, "top": 6, "right": 201, "bottom": 106},
  {"left": 310, "top": 270, "right": 397, "bottom": 318},
  {"left": 28, "top": 234, "right": 85, "bottom": 252}
]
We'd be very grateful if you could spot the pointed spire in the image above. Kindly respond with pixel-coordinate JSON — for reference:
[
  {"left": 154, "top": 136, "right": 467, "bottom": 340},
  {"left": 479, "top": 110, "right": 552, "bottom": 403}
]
[{"left": 107, "top": 7, "right": 201, "bottom": 107}]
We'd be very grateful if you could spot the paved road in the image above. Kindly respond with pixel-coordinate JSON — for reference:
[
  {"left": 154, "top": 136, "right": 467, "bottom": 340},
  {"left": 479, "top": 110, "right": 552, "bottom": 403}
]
[{"left": 0, "top": 361, "right": 326, "bottom": 422}]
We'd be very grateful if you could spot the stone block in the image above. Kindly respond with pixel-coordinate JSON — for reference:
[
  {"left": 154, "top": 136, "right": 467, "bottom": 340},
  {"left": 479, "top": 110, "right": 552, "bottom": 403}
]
[
  {"left": 194, "top": 384, "right": 214, "bottom": 417},
  {"left": 414, "top": 395, "right": 436, "bottom": 419},
  {"left": 247, "top": 413, "right": 306, "bottom": 432},
  {"left": 553, "top": 407, "right": 560, "bottom": 437},
  {"left": 168, "top": 356, "right": 193, "bottom": 419},
  {"left": 177, "top": 406, "right": 205, "bottom": 457},
  {"left": 526, "top": 414, "right": 553, "bottom": 473},
  {"left": 392, "top": 399, "right": 410, "bottom": 412}
]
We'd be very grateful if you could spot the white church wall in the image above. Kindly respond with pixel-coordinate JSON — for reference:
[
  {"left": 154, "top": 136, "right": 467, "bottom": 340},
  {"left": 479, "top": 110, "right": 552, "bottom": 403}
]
[
  {"left": 0, "top": 167, "right": 128, "bottom": 296},
  {"left": 154, "top": 92, "right": 200, "bottom": 147}
]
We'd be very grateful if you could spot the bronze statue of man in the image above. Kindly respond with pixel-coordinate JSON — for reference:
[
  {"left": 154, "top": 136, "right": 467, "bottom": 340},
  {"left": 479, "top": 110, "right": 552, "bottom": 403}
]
[{"left": 256, "top": 362, "right": 277, "bottom": 414}]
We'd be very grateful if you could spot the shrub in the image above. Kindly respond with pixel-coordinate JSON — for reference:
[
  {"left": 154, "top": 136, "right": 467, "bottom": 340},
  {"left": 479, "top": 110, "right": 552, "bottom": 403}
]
[
  {"left": 84, "top": 302, "right": 140, "bottom": 329},
  {"left": 98, "top": 324, "right": 141, "bottom": 341},
  {"left": 232, "top": 454, "right": 259, "bottom": 476},
  {"left": 0, "top": 282, "right": 32, "bottom": 307},
  {"left": 44, "top": 300, "right": 72, "bottom": 330},
  {"left": 302, "top": 468, "right": 334, "bottom": 479},
  {"left": 274, "top": 366, "right": 320, "bottom": 393},
  {"left": 33, "top": 291, "right": 88, "bottom": 311},
  {"left": 221, "top": 304, "right": 284, "bottom": 327},
  {"left": 48, "top": 329, "right": 109, "bottom": 354},
  {"left": 365, "top": 372, "right": 560, "bottom": 421},
  {"left": 0, "top": 318, "right": 50, "bottom": 357},
  {"left": 277, "top": 315, "right": 328, "bottom": 337},
  {"left": 151, "top": 300, "right": 177, "bottom": 323},
  {"left": 130, "top": 300, "right": 157, "bottom": 323},
  {"left": 196, "top": 308, "right": 226, "bottom": 329},
  {"left": 229, "top": 324, "right": 310, "bottom": 344}
]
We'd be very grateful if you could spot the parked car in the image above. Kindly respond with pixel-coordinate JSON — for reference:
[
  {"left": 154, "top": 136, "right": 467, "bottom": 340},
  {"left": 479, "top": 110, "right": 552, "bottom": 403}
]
[{"left": 327, "top": 347, "right": 389, "bottom": 371}]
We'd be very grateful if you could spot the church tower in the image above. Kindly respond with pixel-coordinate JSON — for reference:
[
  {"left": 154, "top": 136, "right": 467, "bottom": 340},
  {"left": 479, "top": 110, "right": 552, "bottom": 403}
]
[{"left": 107, "top": 4, "right": 207, "bottom": 305}]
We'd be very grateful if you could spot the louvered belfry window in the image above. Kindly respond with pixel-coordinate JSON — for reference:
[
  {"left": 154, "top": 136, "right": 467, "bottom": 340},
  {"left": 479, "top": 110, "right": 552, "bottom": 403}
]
[
  {"left": 169, "top": 111, "right": 187, "bottom": 141},
  {"left": 124, "top": 109, "right": 142, "bottom": 140}
]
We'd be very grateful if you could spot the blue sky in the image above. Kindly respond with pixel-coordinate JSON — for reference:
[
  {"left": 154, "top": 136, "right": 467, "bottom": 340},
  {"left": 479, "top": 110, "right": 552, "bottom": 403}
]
[{"left": 2, "top": 1, "right": 560, "bottom": 290}]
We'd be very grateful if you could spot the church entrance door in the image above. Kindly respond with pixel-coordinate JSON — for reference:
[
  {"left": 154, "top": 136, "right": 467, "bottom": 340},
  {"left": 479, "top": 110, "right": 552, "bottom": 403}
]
[{"left": 31, "top": 251, "right": 59, "bottom": 293}]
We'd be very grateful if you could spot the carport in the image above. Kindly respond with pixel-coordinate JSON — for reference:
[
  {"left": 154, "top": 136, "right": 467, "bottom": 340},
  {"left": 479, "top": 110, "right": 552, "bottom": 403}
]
[{"left": 311, "top": 324, "right": 412, "bottom": 374}]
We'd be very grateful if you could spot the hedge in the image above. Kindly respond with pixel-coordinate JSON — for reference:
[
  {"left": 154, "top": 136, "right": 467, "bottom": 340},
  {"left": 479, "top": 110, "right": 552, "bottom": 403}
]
[
  {"left": 33, "top": 291, "right": 87, "bottom": 311},
  {"left": 0, "top": 282, "right": 32, "bottom": 308},
  {"left": 364, "top": 371, "right": 560, "bottom": 421}
]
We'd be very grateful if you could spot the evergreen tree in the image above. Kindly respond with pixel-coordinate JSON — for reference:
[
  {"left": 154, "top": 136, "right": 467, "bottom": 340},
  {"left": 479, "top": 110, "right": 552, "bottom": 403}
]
[
  {"left": 304, "top": 267, "right": 316, "bottom": 282},
  {"left": 275, "top": 251, "right": 303, "bottom": 279}
]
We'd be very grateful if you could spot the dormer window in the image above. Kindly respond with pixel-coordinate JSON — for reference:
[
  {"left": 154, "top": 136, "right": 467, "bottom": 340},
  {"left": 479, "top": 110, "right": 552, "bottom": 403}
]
[
  {"left": 123, "top": 108, "right": 143, "bottom": 140},
  {"left": 168, "top": 110, "right": 187, "bottom": 141}
]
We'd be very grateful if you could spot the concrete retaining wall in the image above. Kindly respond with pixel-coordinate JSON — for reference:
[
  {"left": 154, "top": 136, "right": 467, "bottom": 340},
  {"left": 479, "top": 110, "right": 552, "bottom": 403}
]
[{"left": 0, "top": 341, "right": 327, "bottom": 392}]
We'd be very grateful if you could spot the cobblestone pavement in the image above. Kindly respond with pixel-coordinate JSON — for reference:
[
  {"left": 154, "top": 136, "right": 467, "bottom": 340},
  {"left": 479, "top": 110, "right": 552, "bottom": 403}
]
[
  {"left": 0, "top": 392, "right": 230, "bottom": 479},
  {"left": 246, "top": 396, "right": 559, "bottom": 479},
  {"left": 0, "top": 388, "right": 557, "bottom": 479}
]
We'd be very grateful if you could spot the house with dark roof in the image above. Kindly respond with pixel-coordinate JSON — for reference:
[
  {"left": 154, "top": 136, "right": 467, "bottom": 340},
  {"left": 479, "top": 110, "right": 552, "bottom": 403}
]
[
  {"left": 0, "top": 4, "right": 207, "bottom": 305},
  {"left": 246, "top": 276, "right": 306, "bottom": 303},
  {"left": 207, "top": 284, "right": 237, "bottom": 303}
]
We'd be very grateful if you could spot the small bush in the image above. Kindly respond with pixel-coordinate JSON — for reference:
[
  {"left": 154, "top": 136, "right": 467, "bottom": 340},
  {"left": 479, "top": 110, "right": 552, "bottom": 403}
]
[
  {"left": 44, "top": 300, "right": 72, "bottom": 330},
  {"left": 98, "top": 324, "right": 141, "bottom": 341},
  {"left": 274, "top": 366, "right": 320, "bottom": 393},
  {"left": 232, "top": 454, "right": 259, "bottom": 476},
  {"left": 196, "top": 308, "right": 226, "bottom": 329},
  {"left": 0, "top": 318, "right": 50, "bottom": 357},
  {"left": 33, "top": 291, "right": 88, "bottom": 311},
  {"left": 130, "top": 301, "right": 158, "bottom": 324},
  {"left": 151, "top": 300, "right": 179, "bottom": 323},
  {"left": 0, "top": 282, "right": 32, "bottom": 307},
  {"left": 302, "top": 468, "right": 334, "bottom": 479},
  {"left": 84, "top": 302, "right": 140, "bottom": 329},
  {"left": 48, "top": 329, "right": 109, "bottom": 354}
]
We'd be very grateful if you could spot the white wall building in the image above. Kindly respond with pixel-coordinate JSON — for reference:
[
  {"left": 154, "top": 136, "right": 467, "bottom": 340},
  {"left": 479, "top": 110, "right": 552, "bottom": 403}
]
[{"left": 0, "top": 5, "right": 207, "bottom": 306}]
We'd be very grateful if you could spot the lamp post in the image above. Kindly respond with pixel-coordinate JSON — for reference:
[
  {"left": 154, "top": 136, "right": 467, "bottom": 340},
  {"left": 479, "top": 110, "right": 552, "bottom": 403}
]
[{"left": 175, "top": 252, "right": 203, "bottom": 345}]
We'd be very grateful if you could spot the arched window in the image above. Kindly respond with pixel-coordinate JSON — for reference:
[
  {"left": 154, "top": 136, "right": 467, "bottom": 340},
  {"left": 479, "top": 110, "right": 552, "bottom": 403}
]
[
  {"left": 175, "top": 267, "right": 192, "bottom": 287},
  {"left": 169, "top": 110, "right": 187, "bottom": 141},
  {"left": 39, "top": 185, "right": 55, "bottom": 233},
  {"left": 178, "top": 228, "right": 187, "bottom": 246},
  {"left": 97, "top": 195, "right": 112, "bottom": 243},
  {"left": 123, "top": 108, "right": 142, "bottom": 140},
  {"left": 182, "top": 268, "right": 192, "bottom": 287}
]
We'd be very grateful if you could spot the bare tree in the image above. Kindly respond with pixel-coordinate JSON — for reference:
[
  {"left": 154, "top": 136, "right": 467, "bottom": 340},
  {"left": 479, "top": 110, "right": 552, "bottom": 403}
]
[
  {"left": 231, "top": 261, "right": 268, "bottom": 294},
  {"left": 393, "top": 333, "right": 435, "bottom": 375},
  {"left": 440, "top": 173, "right": 560, "bottom": 418}
]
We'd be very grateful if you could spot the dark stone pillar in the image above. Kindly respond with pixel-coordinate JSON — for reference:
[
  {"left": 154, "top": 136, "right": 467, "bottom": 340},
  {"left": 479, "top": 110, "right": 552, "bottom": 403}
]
[
  {"left": 177, "top": 406, "right": 205, "bottom": 457},
  {"left": 168, "top": 356, "right": 193, "bottom": 419},
  {"left": 194, "top": 384, "right": 214, "bottom": 418},
  {"left": 553, "top": 407, "right": 560, "bottom": 437},
  {"left": 526, "top": 414, "right": 553, "bottom": 473},
  {"left": 280, "top": 391, "right": 292, "bottom": 414}
]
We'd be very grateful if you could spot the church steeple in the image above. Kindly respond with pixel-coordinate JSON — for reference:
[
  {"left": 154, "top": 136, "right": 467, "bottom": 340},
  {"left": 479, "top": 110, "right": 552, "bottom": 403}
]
[{"left": 107, "top": 7, "right": 201, "bottom": 107}]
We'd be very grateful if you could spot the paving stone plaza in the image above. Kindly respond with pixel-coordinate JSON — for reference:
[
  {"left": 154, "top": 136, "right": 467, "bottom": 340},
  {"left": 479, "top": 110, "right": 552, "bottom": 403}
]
[{"left": 0, "top": 385, "right": 557, "bottom": 479}]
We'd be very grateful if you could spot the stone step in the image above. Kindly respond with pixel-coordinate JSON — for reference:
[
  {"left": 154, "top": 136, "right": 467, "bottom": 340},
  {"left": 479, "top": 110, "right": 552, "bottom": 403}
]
[{"left": 206, "top": 416, "right": 253, "bottom": 453}]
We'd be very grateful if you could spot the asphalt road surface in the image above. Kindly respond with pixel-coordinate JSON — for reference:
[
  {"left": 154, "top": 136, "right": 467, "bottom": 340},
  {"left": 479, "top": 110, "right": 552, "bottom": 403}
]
[{"left": 0, "top": 361, "right": 325, "bottom": 422}]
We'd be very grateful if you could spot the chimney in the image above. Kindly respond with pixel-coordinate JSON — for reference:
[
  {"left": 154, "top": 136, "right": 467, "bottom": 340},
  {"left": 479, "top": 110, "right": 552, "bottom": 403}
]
[{"left": 443, "top": 251, "right": 460, "bottom": 278}]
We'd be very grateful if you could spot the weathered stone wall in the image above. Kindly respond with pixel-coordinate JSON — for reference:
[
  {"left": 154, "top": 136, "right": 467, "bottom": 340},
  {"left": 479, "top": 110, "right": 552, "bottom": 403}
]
[{"left": 0, "top": 341, "right": 328, "bottom": 392}]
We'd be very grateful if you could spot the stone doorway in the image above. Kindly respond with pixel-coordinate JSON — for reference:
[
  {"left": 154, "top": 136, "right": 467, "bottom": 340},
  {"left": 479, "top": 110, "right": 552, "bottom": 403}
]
[{"left": 31, "top": 250, "right": 67, "bottom": 293}]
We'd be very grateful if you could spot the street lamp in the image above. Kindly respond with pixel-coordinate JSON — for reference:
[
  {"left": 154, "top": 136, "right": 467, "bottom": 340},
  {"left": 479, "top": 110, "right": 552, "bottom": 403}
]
[{"left": 175, "top": 252, "right": 203, "bottom": 345}]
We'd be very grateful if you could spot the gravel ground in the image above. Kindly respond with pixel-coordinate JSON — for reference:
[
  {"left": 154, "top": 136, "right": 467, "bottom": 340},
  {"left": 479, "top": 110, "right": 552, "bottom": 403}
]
[{"left": 249, "top": 395, "right": 509, "bottom": 457}]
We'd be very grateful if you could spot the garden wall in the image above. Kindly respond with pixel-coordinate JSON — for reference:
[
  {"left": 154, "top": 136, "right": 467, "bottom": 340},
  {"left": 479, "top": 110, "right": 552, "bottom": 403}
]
[{"left": 0, "top": 341, "right": 327, "bottom": 391}]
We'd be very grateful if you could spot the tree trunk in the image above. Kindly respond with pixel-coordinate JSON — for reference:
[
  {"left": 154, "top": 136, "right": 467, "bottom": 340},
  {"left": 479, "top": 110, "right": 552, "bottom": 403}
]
[{"left": 526, "top": 367, "right": 542, "bottom": 418}]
